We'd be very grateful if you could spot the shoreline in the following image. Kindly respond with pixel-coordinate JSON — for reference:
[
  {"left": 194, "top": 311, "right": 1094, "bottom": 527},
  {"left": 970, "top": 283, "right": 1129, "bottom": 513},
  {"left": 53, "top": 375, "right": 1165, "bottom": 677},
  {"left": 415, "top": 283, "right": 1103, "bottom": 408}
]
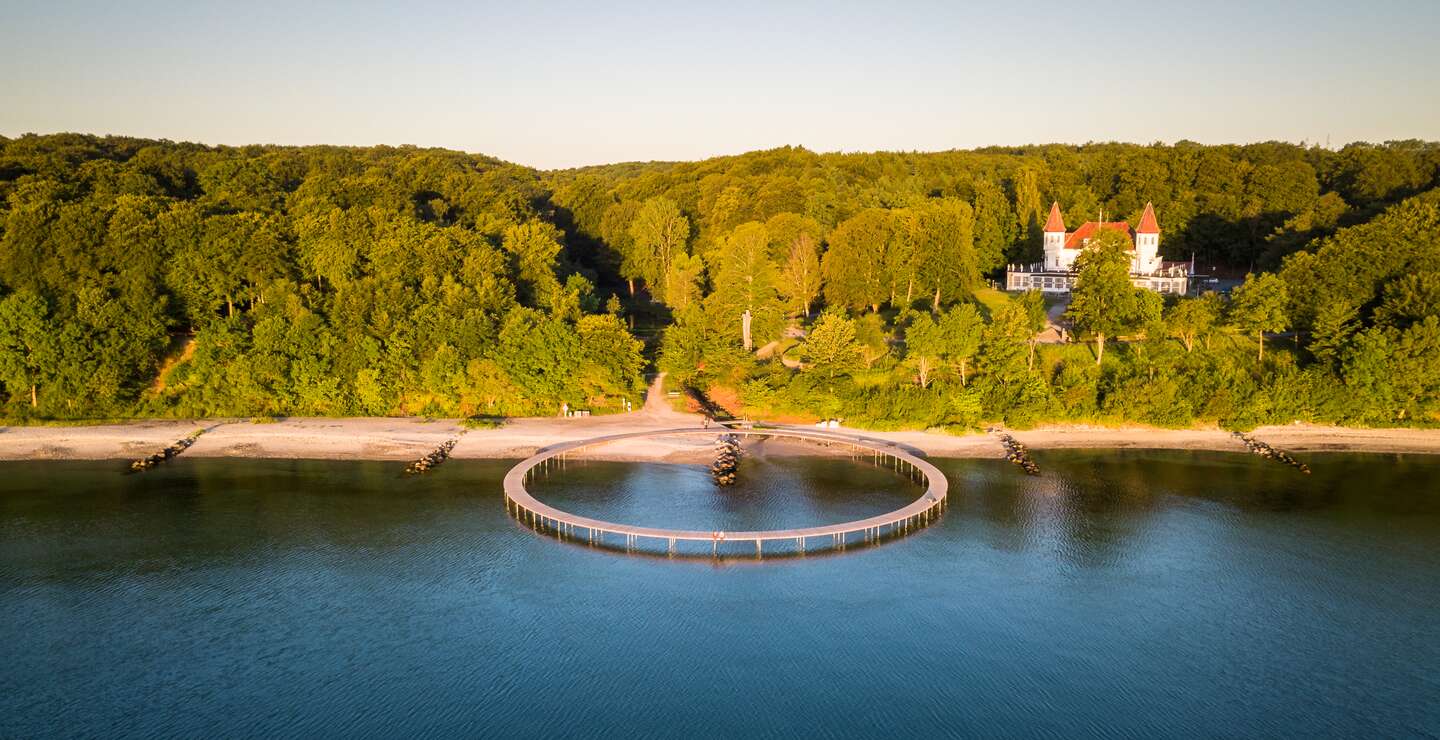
[{"left": 2, "top": 415, "right": 1439, "bottom": 462}]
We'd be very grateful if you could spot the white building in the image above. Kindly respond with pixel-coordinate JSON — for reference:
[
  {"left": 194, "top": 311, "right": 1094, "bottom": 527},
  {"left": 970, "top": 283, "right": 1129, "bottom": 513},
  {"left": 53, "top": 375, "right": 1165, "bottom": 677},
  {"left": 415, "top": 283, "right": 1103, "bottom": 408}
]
[{"left": 1007, "top": 201, "right": 1193, "bottom": 294}]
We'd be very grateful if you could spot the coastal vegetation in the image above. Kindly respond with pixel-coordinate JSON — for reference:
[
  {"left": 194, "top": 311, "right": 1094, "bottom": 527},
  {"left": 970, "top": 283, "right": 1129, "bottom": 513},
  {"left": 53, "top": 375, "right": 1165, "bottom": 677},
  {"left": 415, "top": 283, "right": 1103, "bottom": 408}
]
[
  {"left": 1, "top": 134, "right": 1437, "bottom": 428},
  {"left": 0, "top": 134, "right": 644, "bottom": 419}
]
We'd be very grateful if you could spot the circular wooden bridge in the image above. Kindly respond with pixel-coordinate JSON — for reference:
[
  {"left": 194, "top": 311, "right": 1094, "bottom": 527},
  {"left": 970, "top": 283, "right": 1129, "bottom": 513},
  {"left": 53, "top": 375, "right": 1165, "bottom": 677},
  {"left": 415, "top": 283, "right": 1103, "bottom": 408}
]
[{"left": 503, "top": 427, "right": 948, "bottom": 557}]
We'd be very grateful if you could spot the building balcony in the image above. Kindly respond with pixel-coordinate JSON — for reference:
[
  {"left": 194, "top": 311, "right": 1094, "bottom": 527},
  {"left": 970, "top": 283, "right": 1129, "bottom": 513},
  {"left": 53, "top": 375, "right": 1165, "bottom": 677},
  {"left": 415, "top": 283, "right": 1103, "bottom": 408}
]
[{"left": 1006, "top": 262, "right": 1196, "bottom": 295}]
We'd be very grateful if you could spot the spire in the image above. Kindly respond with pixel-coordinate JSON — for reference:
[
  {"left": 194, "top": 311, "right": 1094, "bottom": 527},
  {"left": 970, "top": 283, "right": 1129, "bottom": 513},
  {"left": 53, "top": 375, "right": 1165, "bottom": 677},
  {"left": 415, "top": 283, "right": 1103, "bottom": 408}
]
[
  {"left": 1043, "top": 201, "right": 1065, "bottom": 233},
  {"left": 1136, "top": 202, "right": 1160, "bottom": 234}
]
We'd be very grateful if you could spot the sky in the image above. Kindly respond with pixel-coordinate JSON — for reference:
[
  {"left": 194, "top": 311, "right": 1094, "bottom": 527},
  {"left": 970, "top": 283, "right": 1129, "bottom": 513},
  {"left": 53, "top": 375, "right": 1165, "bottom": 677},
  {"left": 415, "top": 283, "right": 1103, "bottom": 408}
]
[{"left": 2, "top": 0, "right": 1438, "bottom": 169}]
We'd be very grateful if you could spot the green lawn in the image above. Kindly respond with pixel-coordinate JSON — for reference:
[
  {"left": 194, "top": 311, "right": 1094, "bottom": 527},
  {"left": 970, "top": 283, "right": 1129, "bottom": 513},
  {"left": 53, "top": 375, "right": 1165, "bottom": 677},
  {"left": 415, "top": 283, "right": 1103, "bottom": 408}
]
[{"left": 972, "top": 287, "right": 1011, "bottom": 319}]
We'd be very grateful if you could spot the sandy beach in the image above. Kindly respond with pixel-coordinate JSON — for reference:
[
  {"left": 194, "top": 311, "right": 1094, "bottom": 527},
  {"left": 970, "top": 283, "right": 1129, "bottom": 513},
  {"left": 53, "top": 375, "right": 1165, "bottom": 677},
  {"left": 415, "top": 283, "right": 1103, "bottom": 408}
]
[
  {"left": 3, "top": 414, "right": 1438, "bottom": 463},
  {"left": 3, "top": 375, "right": 1437, "bottom": 462}
]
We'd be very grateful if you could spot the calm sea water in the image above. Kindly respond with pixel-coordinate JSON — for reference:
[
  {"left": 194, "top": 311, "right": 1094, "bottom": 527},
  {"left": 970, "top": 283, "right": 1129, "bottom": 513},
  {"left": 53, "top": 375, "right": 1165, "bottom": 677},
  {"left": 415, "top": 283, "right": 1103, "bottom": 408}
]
[{"left": 2, "top": 451, "right": 1438, "bottom": 738}]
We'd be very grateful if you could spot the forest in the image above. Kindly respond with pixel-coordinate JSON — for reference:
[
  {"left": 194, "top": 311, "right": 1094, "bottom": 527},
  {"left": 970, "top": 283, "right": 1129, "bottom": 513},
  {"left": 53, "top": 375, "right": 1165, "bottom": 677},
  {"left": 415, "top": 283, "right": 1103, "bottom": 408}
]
[{"left": 1, "top": 133, "right": 1438, "bottom": 428}]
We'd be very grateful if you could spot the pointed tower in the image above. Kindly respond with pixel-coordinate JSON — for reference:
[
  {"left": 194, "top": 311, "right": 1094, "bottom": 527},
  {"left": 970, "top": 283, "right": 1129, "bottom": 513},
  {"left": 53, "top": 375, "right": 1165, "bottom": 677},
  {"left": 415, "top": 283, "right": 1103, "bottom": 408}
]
[
  {"left": 1043, "top": 202, "right": 1066, "bottom": 270},
  {"left": 1134, "top": 202, "right": 1160, "bottom": 273}
]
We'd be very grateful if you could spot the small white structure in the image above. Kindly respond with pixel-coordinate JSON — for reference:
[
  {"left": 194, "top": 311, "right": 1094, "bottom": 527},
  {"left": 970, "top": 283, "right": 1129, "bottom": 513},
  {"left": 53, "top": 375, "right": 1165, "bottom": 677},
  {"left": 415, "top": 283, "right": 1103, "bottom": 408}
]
[{"left": 1009, "top": 202, "right": 1193, "bottom": 294}]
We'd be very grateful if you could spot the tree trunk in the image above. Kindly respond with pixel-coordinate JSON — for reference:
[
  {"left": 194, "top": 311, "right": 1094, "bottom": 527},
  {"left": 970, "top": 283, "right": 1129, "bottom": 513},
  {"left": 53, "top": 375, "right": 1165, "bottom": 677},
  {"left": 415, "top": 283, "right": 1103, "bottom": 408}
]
[
  {"left": 1184, "top": 334, "right": 1194, "bottom": 353},
  {"left": 960, "top": 358, "right": 968, "bottom": 387},
  {"left": 1257, "top": 332, "right": 1264, "bottom": 361},
  {"left": 226, "top": 297, "right": 233, "bottom": 318},
  {"left": 1028, "top": 340, "right": 1036, "bottom": 371},
  {"left": 31, "top": 383, "right": 37, "bottom": 408},
  {"left": 628, "top": 279, "right": 635, "bottom": 296},
  {"left": 905, "top": 278, "right": 913, "bottom": 305},
  {"left": 1095, "top": 333, "right": 1106, "bottom": 366},
  {"left": 933, "top": 286, "right": 941, "bottom": 312},
  {"left": 871, "top": 302, "right": 879, "bottom": 314}
]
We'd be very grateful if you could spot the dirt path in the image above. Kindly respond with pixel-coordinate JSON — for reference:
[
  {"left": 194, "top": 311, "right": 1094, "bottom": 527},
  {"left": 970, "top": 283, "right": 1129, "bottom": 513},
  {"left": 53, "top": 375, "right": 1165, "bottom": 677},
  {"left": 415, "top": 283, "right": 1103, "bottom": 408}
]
[
  {"left": 147, "top": 336, "right": 197, "bottom": 394},
  {"left": 640, "top": 373, "right": 689, "bottom": 421},
  {"left": 1036, "top": 295, "right": 1070, "bottom": 343}
]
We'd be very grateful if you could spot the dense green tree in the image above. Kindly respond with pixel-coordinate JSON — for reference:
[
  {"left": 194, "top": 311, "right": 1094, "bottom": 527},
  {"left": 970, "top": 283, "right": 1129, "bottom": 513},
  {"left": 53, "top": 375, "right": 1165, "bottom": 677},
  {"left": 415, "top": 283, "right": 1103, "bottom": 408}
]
[
  {"left": 1229, "top": 272, "right": 1290, "bottom": 360},
  {"left": 661, "top": 252, "right": 705, "bottom": 311},
  {"left": 708, "top": 222, "right": 784, "bottom": 348},
  {"left": 1279, "top": 190, "right": 1440, "bottom": 329},
  {"left": 940, "top": 304, "right": 985, "bottom": 387},
  {"left": 0, "top": 291, "right": 57, "bottom": 408},
  {"left": 1012, "top": 166, "right": 1045, "bottom": 263},
  {"left": 779, "top": 229, "right": 822, "bottom": 318},
  {"left": 1166, "top": 293, "right": 1221, "bottom": 352},
  {"left": 1387, "top": 317, "right": 1440, "bottom": 421},
  {"left": 657, "top": 304, "right": 712, "bottom": 383},
  {"left": 576, "top": 314, "right": 645, "bottom": 400},
  {"left": 1066, "top": 230, "right": 1159, "bottom": 365},
  {"left": 975, "top": 303, "right": 1048, "bottom": 424},
  {"left": 551, "top": 175, "right": 613, "bottom": 242},
  {"left": 1327, "top": 143, "right": 1425, "bottom": 206},
  {"left": 501, "top": 221, "right": 564, "bottom": 307},
  {"left": 1307, "top": 300, "right": 1360, "bottom": 369},
  {"left": 599, "top": 200, "right": 642, "bottom": 294},
  {"left": 0, "top": 136, "right": 647, "bottom": 419},
  {"left": 801, "top": 311, "right": 863, "bottom": 379},
  {"left": 3, "top": 133, "right": 1438, "bottom": 428},
  {"left": 905, "top": 303, "right": 985, "bottom": 387},
  {"left": 1016, "top": 289, "right": 1047, "bottom": 369},
  {"left": 972, "top": 179, "right": 1015, "bottom": 275},
  {"left": 885, "top": 208, "right": 923, "bottom": 307},
  {"left": 822, "top": 209, "right": 890, "bottom": 312},
  {"left": 1375, "top": 273, "right": 1440, "bottom": 329},
  {"left": 905, "top": 313, "right": 945, "bottom": 388},
  {"left": 914, "top": 199, "right": 979, "bottom": 310},
  {"left": 854, "top": 313, "right": 891, "bottom": 369},
  {"left": 627, "top": 197, "right": 690, "bottom": 300},
  {"left": 494, "top": 308, "right": 583, "bottom": 412},
  {"left": 763, "top": 212, "right": 824, "bottom": 262}
]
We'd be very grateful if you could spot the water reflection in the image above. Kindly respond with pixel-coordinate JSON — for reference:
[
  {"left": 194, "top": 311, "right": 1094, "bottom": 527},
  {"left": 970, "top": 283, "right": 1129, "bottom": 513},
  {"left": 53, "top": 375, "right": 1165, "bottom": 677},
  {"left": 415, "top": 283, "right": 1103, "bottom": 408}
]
[
  {"left": 1, "top": 452, "right": 1438, "bottom": 738},
  {"left": 528, "top": 455, "right": 922, "bottom": 532}
]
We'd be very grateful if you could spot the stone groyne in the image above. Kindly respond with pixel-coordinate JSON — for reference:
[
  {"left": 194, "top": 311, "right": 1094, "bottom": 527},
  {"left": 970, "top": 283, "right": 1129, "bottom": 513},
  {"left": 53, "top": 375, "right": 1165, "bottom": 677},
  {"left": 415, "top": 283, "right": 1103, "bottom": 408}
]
[
  {"left": 129, "top": 429, "right": 204, "bottom": 472},
  {"left": 406, "top": 438, "right": 459, "bottom": 474},
  {"left": 1236, "top": 433, "right": 1311, "bottom": 474},
  {"left": 710, "top": 434, "right": 741, "bottom": 485}
]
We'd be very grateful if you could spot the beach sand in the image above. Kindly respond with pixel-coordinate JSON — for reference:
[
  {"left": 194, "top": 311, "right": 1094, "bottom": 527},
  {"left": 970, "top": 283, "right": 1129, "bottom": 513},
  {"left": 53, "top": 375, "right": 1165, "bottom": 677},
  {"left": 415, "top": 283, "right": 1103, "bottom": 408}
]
[
  {"left": 3, "top": 376, "right": 1437, "bottom": 462},
  {"left": 3, "top": 416, "right": 1438, "bottom": 463}
]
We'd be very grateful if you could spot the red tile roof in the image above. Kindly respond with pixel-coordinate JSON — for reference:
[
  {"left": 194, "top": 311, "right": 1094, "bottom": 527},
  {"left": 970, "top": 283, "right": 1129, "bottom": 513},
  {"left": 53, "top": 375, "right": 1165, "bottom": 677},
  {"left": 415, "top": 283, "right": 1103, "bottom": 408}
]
[
  {"left": 1136, "top": 202, "right": 1160, "bottom": 234},
  {"left": 1043, "top": 201, "right": 1066, "bottom": 232},
  {"left": 1063, "top": 221, "right": 1134, "bottom": 249}
]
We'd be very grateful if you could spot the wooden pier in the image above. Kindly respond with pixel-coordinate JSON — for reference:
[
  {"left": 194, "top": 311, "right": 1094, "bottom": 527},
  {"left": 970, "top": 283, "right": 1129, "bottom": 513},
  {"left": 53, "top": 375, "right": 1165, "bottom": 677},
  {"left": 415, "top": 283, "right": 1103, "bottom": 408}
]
[{"left": 503, "top": 427, "right": 948, "bottom": 557}]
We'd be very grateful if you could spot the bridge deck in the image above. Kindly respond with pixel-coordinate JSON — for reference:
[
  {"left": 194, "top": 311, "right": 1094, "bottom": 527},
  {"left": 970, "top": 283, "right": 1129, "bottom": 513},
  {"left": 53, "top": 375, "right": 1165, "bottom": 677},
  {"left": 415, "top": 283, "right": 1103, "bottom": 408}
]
[{"left": 502, "top": 427, "right": 948, "bottom": 551}]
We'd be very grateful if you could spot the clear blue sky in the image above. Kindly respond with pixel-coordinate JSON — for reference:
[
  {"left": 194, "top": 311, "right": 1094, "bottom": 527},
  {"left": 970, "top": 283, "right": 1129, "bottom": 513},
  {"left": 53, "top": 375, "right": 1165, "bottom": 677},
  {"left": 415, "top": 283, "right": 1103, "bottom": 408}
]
[{"left": 3, "top": 0, "right": 1437, "bottom": 169}]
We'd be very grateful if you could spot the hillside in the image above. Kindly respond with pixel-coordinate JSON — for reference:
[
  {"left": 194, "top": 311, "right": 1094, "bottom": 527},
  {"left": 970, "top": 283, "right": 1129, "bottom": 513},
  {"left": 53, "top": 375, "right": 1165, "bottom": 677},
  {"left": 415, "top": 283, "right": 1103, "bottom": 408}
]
[
  {"left": 1, "top": 134, "right": 1437, "bottom": 427},
  {"left": 0, "top": 134, "right": 642, "bottom": 419}
]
